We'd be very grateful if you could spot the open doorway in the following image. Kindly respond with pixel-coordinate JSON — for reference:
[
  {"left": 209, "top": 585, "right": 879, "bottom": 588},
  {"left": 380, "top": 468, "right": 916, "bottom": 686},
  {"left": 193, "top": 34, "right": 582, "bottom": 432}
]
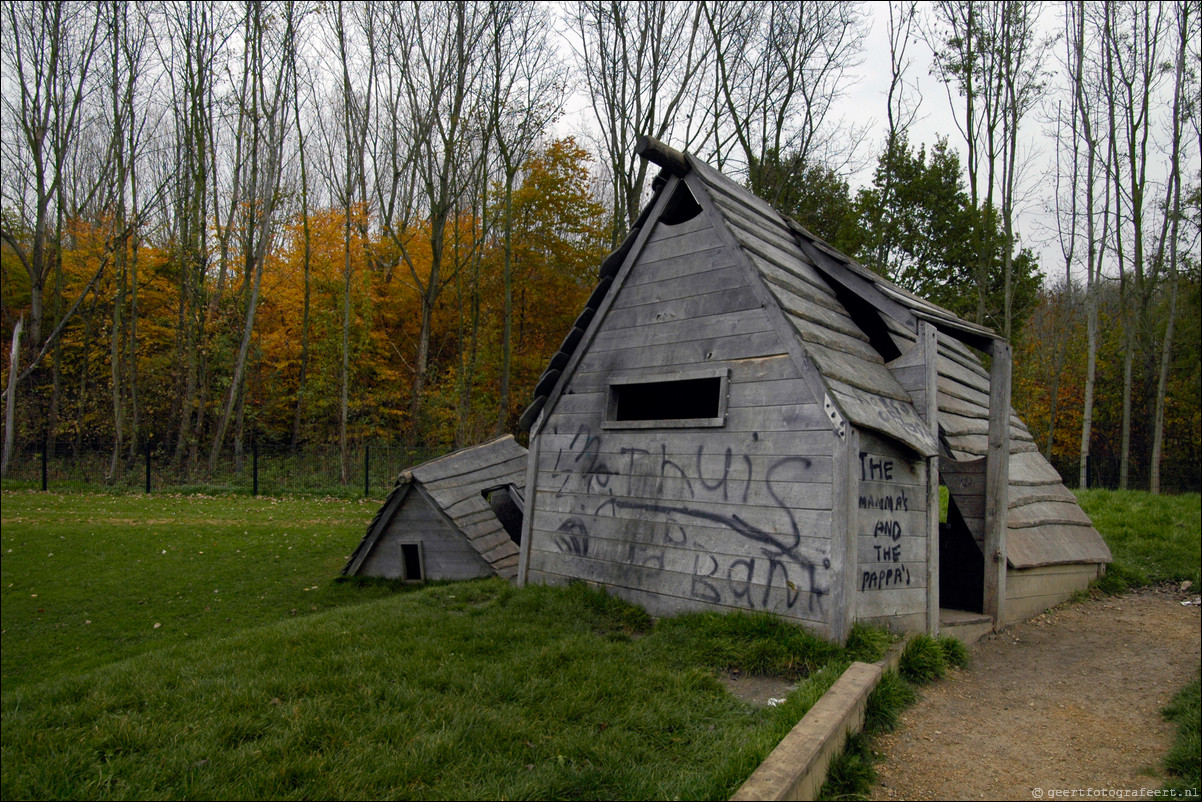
[{"left": 939, "top": 491, "right": 984, "bottom": 613}]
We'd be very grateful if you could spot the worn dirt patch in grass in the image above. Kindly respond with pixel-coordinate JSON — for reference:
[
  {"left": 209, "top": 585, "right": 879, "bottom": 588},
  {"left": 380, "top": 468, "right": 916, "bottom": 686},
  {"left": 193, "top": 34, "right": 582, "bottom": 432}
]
[
  {"left": 720, "top": 671, "right": 796, "bottom": 707},
  {"left": 871, "top": 587, "right": 1201, "bottom": 800}
]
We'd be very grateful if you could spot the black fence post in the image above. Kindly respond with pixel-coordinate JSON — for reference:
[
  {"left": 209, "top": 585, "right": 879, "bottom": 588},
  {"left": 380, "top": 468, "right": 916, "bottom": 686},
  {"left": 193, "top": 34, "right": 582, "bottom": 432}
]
[
  {"left": 364, "top": 443, "right": 370, "bottom": 498},
  {"left": 253, "top": 440, "right": 259, "bottom": 497},
  {"left": 41, "top": 430, "right": 48, "bottom": 491},
  {"left": 145, "top": 440, "right": 151, "bottom": 494}
]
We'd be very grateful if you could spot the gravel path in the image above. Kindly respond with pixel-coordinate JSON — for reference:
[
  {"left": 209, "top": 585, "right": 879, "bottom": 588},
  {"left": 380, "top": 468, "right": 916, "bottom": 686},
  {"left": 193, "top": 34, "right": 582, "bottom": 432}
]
[{"left": 869, "top": 587, "right": 1201, "bottom": 801}]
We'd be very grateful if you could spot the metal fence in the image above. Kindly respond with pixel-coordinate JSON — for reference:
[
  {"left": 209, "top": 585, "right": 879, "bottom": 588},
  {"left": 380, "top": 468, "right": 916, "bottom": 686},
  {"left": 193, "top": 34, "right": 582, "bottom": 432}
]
[
  {"left": 4, "top": 438, "right": 1197, "bottom": 496},
  {"left": 2, "top": 438, "right": 447, "bottom": 497},
  {"left": 1050, "top": 455, "right": 1200, "bottom": 494}
]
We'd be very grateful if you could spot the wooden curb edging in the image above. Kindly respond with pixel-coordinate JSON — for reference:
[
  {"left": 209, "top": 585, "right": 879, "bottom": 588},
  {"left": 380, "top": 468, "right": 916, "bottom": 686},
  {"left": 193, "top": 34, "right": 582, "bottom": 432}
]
[{"left": 731, "top": 637, "right": 910, "bottom": 802}]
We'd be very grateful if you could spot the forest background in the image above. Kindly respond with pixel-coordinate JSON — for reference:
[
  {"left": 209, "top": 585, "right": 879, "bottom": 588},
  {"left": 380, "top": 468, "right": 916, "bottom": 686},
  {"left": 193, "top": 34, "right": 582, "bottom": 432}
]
[{"left": 1, "top": 1, "right": 1198, "bottom": 492}]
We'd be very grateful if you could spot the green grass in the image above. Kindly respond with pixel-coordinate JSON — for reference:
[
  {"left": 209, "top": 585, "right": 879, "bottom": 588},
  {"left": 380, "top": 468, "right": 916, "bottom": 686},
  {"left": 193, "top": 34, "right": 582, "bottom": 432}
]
[
  {"left": 1162, "top": 671, "right": 1201, "bottom": 796},
  {"left": 1, "top": 490, "right": 888, "bottom": 800},
  {"left": 1076, "top": 490, "right": 1201, "bottom": 592}
]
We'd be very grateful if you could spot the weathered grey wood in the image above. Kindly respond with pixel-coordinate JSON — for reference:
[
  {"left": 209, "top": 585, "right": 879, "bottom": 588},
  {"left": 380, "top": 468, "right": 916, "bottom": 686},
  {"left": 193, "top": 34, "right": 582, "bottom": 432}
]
[
  {"left": 1008, "top": 482, "right": 1078, "bottom": 508},
  {"left": 854, "top": 429, "right": 930, "bottom": 626},
  {"left": 941, "top": 411, "right": 1034, "bottom": 442},
  {"left": 727, "top": 377, "right": 818, "bottom": 407},
  {"left": 577, "top": 333, "right": 794, "bottom": 378},
  {"left": 1008, "top": 450, "right": 1068, "bottom": 485},
  {"left": 983, "top": 340, "right": 1011, "bottom": 625},
  {"left": 636, "top": 135, "right": 690, "bottom": 176},
  {"left": 918, "top": 323, "right": 941, "bottom": 633},
  {"left": 751, "top": 255, "right": 855, "bottom": 321},
  {"left": 528, "top": 510, "right": 834, "bottom": 566},
  {"left": 634, "top": 236, "right": 727, "bottom": 271},
  {"left": 606, "top": 274, "right": 760, "bottom": 320},
  {"left": 417, "top": 460, "right": 527, "bottom": 495},
  {"left": 538, "top": 451, "right": 838, "bottom": 492},
  {"left": 411, "top": 438, "right": 526, "bottom": 483},
  {"left": 952, "top": 494, "right": 985, "bottom": 519},
  {"left": 533, "top": 175, "right": 682, "bottom": 435},
  {"left": 589, "top": 307, "right": 774, "bottom": 353},
  {"left": 1007, "top": 526, "right": 1111, "bottom": 569},
  {"left": 519, "top": 396, "right": 546, "bottom": 432},
  {"left": 695, "top": 162, "right": 792, "bottom": 223},
  {"left": 517, "top": 413, "right": 543, "bottom": 586},
  {"left": 805, "top": 343, "right": 911, "bottom": 402},
  {"left": 937, "top": 390, "right": 991, "bottom": 419},
  {"left": 549, "top": 400, "right": 831, "bottom": 434},
  {"left": 828, "top": 426, "right": 857, "bottom": 643},
  {"left": 535, "top": 487, "right": 836, "bottom": 531},
  {"left": 938, "top": 336, "right": 990, "bottom": 373},
  {"left": 536, "top": 427, "right": 837, "bottom": 460},
  {"left": 344, "top": 482, "right": 412, "bottom": 576},
  {"left": 826, "top": 380, "right": 939, "bottom": 457},
  {"left": 736, "top": 234, "right": 841, "bottom": 304},
  {"left": 1003, "top": 570, "right": 1103, "bottom": 623},
  {"left": 857, "top": 536, "right": 928, "bottom": 564},
  {"left": 689, "top": 173, "right": 859, "bottom": 450},
  {"left": 715, "top": 195, "right": 817, "bottom": 260},
  {"left": 938, "top": 378, "right": 992, "bottom": 412},
  {"left": 1007, "top": 500, "right": 1095, "bottom": 528},
  {"left": 785, "top": 311, "right": 891, "bottom": 367},
  {"left": 766, "top": 280, "right": 871, "bottom": 341},
  {"left": 855, "top": 588, "right": 929, "bottom": 620},
  {"left": 1006, "top": 563, "right": 1104, "bottom": 599},
  {"left": 938, "top": 353, "right": 992, "bottom": 396},
  {"left": 528, "top": 548, "right": 832, "bottom": 624},
  {"left": 942, "top": 432, "right": 1040, "bottom": 457}
]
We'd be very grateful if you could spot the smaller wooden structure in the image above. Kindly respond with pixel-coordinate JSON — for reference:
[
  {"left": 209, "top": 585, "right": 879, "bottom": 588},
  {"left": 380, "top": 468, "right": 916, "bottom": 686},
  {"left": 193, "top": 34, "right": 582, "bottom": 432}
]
[{"left": 342, "top": 436, "right": 527, "bottom": 582}]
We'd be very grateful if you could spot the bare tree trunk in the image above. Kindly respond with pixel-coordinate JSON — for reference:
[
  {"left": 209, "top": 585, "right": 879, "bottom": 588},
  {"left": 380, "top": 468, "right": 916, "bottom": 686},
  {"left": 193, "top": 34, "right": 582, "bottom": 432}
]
[
  {"left": 1150, "top": 0, "right": 1190, "bottom": 494},
  {"left": 1, "top": 318, "right": 23, "bottom": 477},
  {"left": 209, "top": 2, "right": 289, "bottom": 473}
]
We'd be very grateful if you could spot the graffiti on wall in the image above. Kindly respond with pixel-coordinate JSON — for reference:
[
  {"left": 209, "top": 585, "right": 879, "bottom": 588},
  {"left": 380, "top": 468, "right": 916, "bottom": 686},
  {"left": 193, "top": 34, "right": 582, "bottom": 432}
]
[
  {"left": 543, "top": 424, "right": 832, "bottom": 615},
  {"left": 857, "top": 451, "right": 922, "bottom": 592}
]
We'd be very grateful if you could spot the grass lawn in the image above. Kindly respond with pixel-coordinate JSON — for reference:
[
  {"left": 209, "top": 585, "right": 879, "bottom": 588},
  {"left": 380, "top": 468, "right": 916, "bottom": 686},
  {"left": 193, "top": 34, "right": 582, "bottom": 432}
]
[
  {"left": 1076, "top": 490, "right": 1201, "bottom": 590},
  {"left": 1, "top": 490, "right": 890, "bottom": 800}
]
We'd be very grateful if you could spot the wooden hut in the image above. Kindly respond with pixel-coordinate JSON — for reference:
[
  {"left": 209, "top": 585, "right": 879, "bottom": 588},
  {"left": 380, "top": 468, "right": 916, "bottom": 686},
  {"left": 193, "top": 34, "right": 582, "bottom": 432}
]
[
  {"left": 515, "top": 138, "right": 1109, "bottom": 641},
  {"left": 343, "top": 436, "right": 527, "bottom": 582}
]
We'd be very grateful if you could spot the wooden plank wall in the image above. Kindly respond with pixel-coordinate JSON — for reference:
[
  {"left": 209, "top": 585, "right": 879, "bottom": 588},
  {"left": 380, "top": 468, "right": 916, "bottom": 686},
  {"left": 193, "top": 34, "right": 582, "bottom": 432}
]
[
  {"left": 361, "top": 493, "right": 493, "bottom": 580},
  {"left": 854, "top": 430, "right": 929, "bottom": 631},
  {"left": 1004, "top": 562, "right": 1104, "bottom": 623},
  {"left": 526, "top": 213, "right": 839, "bottom": 633}
]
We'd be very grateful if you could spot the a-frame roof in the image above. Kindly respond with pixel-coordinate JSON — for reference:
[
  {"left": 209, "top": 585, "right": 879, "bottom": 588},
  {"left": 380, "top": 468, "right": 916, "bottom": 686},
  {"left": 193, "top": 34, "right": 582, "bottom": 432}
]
[
  {"left": 343, "top": 435, "right": 527, "bottom": 579},
  {"left": 520, "top": 138, "right": 1108, "bottom": 570}
]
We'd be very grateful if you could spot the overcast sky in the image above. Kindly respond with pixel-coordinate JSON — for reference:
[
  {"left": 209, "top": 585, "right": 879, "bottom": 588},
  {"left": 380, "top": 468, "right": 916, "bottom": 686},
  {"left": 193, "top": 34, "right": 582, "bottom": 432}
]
[{"left": 550, "top": 3, "right": 1105, "bottom": 285}]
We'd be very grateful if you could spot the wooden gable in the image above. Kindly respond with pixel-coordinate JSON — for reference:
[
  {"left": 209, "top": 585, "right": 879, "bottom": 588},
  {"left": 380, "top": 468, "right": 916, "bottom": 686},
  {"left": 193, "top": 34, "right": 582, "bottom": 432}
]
[{"left": 344, "top": 436, "right": 527, "bottom": 581}]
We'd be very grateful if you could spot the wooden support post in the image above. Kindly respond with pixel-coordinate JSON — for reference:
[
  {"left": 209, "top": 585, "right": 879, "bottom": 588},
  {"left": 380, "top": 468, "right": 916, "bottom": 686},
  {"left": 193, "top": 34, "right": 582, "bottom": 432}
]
[
  {"left": 918, "top": 322, "right": 940, "bottom": 635},
  {"left": 830, "top": 426, "right": 858, "bottom": 644},
  {"left": 983, "top": 340, "right": 1011, "bottom": 627},
  {"left": 516, "top": 425, "right": 543, "bottom": 588}
]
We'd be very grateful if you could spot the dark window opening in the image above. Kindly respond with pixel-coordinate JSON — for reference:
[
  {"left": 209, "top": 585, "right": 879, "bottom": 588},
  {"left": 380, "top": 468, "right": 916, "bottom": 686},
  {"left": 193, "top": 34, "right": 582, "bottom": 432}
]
[
  {"left": 483, "top": 486, "right": 525, "bottom": 545},
  {"left": 401, "top": 542, "right": 423, "bottom": 582},
  {"left": 660, "top": 181, "right": 703, "bottom": 226},
  {"left": 612, "top": 376, "right": 722, "bottom": 422}
]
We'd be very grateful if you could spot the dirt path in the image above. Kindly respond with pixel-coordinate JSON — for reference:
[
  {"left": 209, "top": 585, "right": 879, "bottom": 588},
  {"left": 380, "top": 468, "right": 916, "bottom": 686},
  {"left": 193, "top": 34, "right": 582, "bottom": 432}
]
[{"left": 870, "top": 587, "right": 1201, "bottom": 800}]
